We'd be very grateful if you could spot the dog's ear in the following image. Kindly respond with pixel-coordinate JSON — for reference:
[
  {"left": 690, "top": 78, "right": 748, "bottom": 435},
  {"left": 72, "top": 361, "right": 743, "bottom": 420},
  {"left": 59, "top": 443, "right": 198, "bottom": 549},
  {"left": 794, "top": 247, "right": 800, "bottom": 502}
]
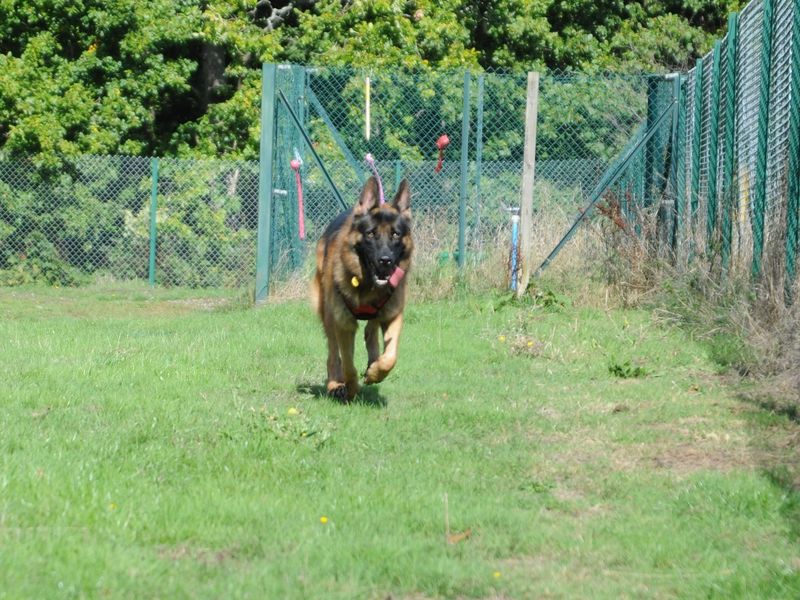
[
  {"left": 392, "top": 179, "right": 411, "bottom": 216},
  {"left": 355, "top": 177, "right": 380, "bottom": 215}
]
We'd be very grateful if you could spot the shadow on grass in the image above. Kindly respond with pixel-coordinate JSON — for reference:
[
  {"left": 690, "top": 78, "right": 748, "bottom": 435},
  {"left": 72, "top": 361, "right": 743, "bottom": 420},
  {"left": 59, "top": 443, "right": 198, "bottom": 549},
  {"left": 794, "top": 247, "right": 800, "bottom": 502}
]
[
  {"left": 748, "top": 396, "right": 800, "bottom": 423},
  {"left": 739, "top": 389, "right": 800, "bottom": 542},
  {"left": 295, "top": 383, "right": 387, "bottom": 408}
]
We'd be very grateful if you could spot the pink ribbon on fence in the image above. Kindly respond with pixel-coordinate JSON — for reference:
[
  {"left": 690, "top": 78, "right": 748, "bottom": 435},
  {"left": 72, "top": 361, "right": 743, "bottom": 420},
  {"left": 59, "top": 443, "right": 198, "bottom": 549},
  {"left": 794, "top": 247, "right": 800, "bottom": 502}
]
[{"left": 364, "top": 153, "right": 385, "bottom": 204}]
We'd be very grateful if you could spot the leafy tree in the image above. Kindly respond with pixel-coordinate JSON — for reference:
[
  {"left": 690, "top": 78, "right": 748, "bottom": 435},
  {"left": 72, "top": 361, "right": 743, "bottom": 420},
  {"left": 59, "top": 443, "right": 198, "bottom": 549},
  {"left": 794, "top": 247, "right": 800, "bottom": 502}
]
[
  {"left": 458, "top": 0, "right": 740, "bottom": 72},
  {"left": 283, "top": 0, "right": 479, "bottom": 68}
]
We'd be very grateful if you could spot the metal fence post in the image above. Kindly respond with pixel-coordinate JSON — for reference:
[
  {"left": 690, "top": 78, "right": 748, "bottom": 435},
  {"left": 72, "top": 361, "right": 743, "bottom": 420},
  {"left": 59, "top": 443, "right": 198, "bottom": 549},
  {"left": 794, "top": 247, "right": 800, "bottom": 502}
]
[
  {"left": 671, "top": 75, "right": 685, "bottom": 258},
  {"left": 289, "top": 64, "right": 306, "bottom": 269},
  {"left": 148, "top": 157, "right": 159, "bottom": 287},
  {"left": 256, "top": 63, "right": 277, "bottom": 304},
  {"left": 457, "top": 70, "right": 471, "bottom": 270},
  {"left": 721, "top": 13, "right": 739, "bottom": 272},
  {"left": 706, "top": 41, "right": 722, "bottom": 253},
  {"left": 690, "top": 58, "right": 704, "bottom": 224},
  {"left": 645, "top": 76, "right": 657, "bottom": 208},
  {"left": 786, "top": 0, "right": 800, "bottom": 299},
  {"left": 752, "top": 0, "right": 775, "bottom": 278},
  {"left": 669, "top": 73, "right": 681, "bottom": 193},
  {"left": 475, "top": 73, "right": 485, "bottom": 245}
]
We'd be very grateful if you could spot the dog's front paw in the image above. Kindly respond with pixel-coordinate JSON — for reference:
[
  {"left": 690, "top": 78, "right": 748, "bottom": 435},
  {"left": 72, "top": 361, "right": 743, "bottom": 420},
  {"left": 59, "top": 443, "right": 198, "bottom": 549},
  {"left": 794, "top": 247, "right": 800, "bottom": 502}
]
[
  {"left": 364, "top": 357, "right": 395, "bottom": 385},
  {"left": 327, "top": 382, "right": 349, "bottom": 402},
  {"left": 345, "top": 380, "right": 360, "bottom": 400},
  {"left": 328, "top": 379, "right": 360, "bottom": 402}
]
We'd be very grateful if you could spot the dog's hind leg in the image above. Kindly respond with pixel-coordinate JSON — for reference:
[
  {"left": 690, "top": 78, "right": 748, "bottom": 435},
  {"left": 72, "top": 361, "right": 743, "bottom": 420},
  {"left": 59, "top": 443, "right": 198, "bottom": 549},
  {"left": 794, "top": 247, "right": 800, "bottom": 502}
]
[{"left": 364, "top": 313, "right": 403, "bottom": 385}]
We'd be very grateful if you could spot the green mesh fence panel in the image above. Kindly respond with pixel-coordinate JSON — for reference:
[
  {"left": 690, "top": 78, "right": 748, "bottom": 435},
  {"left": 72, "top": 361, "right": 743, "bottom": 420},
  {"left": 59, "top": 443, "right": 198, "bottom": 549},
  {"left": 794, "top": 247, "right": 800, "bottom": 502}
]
[
  {"left": 2, "top": 0, "right": 798, "bottom": 298},
  {"left": 0, "top": 155, "right": 259, "bottom": 287},
  {"left": 786, "top": 0, "right": 800, "bottom": 297},
  {"left": 267, "top": 65, "right": 657, "bottom": 278},
  {"left": 670, "top": 0, "right": 799, "bottom": 296}
]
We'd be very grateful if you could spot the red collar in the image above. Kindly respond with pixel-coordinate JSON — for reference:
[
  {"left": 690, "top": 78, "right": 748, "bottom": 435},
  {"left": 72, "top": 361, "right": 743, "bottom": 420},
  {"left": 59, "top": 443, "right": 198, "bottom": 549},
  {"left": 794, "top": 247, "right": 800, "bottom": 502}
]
[{"left": 340, "top": 267, "right": 405, "bottom": 320}]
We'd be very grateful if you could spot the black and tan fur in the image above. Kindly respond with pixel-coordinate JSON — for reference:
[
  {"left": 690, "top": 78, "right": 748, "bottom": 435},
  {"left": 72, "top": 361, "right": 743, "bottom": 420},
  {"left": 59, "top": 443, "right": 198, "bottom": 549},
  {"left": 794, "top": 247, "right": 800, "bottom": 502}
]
[{"left": 311, "top": 177, "right": 413, "bottom": 401}]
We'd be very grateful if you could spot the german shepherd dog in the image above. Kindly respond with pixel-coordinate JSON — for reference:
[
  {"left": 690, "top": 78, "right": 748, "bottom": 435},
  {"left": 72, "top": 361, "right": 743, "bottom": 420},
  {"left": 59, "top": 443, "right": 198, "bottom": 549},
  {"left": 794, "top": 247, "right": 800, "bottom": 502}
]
[{"left": 311, "top": 177, "right": 413, "bottom": 401}]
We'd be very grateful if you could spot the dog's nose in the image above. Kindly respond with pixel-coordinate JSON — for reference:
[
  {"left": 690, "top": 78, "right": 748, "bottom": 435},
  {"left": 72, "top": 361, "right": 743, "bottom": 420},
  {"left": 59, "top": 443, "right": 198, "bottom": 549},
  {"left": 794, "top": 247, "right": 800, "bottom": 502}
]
[{"left": 379, "top": 256, "right": 393, "bottom": 267}]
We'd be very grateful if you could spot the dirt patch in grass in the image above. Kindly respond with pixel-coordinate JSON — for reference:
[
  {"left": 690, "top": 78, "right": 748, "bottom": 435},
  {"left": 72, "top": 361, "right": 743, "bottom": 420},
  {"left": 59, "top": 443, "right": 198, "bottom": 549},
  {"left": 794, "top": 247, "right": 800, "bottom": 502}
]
[
  {"left": 165, "top": 297, "right": 232, "bottom": 311},
  {"left": 158, "top": 543, "right": 239, "bottom": 566},
  {"left": 538, "top": 411, "right": 762, "bottom": 479},
  {"left": 0, "top": 288, "right": 234, "bottom": 319},
  {"left": 645, "top": 439, "right": 755, "bottom": 474}
]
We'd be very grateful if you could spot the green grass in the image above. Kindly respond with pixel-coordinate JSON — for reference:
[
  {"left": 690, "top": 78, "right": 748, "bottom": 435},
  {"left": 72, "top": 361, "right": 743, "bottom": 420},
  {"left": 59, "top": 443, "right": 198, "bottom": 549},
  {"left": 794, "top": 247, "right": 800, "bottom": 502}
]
[{"left": 1, "top": 283, "right": 799, "bottom": 598}]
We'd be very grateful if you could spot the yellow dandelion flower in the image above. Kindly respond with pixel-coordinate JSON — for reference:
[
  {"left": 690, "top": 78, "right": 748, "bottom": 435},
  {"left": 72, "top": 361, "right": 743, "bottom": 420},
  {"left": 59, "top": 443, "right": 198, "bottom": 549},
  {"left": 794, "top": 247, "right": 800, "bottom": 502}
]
[
  {"left": 320, "top": 516, "right": 328, "bottom": 524},
  {"left": 498, "top": 335, "right": 506, "bottom": 342},
  {"left": 287, "top": 407, "right": 299, "bottom": 415},
  {"left": 493, "top": 571, "right": 501, "bottom": 578}
]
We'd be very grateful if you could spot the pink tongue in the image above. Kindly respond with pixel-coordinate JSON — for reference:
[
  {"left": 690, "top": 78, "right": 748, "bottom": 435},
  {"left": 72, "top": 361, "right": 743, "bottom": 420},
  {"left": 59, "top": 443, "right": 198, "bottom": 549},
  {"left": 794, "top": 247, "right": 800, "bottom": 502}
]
[{"left": 388, "top": 267, "right": 405, "bottom": 288}]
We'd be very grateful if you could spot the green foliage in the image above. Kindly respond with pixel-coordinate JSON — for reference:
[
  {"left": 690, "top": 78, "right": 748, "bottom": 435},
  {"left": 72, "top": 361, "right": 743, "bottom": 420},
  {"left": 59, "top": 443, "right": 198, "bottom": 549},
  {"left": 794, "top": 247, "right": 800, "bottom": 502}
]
[
  {"left": 707, "top": 332, "right": 755, "bottom": 374},
  {"left": 460, "top": 0, "right": 739, "bottom": 72},
  {"left": 0, "top": 231, "right": 85, "bottom": 286},
  {"left": 0, "top": 0, "right": 736, "bottom": 164},
  {"left": 285, "top": 0, "right": 479, "bottom": 69},
  {"left": 608, "top": 358, "right": 649, "bottom": 378},
  {"left": 529, "top": 284, "right": 569, "bottom": 310}
]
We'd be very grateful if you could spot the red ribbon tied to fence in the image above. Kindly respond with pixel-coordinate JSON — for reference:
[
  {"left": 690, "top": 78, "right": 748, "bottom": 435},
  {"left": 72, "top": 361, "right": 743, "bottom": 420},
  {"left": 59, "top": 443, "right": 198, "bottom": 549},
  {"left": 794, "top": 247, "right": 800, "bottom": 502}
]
[
  {"left": 290, "top": 158, "right": 305, "bottom": 240},
  {"left": 434, "top": 134, "right": 450, "bottom": 173}
]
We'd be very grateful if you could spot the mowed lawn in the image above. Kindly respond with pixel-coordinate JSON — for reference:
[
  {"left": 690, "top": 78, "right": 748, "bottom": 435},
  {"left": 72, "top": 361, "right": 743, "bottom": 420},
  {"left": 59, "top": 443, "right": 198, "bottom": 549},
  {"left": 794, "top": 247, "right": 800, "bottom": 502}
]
[{"left": 1, "top": 284, "right": 799, "bottom": 599}]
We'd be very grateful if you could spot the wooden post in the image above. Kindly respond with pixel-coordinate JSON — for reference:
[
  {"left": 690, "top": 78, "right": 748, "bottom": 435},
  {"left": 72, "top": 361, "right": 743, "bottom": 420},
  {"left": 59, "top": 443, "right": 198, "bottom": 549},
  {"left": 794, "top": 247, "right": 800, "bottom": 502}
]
[
  {"left": 517, "top": 72, "right": 539, "bottom": 297},
  {"left": 365, "top": 76, "right": 371, "bottom": 142}
]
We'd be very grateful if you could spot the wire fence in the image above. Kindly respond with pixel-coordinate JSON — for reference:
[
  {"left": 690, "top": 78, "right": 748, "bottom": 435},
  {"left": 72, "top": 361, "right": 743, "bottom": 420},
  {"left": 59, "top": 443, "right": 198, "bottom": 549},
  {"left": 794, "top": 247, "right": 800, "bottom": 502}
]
[
  {"left": 0, "top": 155, "right": 259, "bottom": 287},
  {"left": 0, "top": 67, "right": 660, "bottom": 291},
  {"left": 1, "top": 0, "right": 797, "bottom": 299},
  {"left": 671, "top": 0, "right": 800, "bottom": 297},
  {"left": 268, "top": 65, "right": 662, "bottom": 283}
]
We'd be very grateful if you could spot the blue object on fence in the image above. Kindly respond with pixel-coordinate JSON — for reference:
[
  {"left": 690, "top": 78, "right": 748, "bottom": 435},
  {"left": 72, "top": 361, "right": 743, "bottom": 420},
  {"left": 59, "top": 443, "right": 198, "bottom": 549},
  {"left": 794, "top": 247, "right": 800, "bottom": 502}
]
[{"left": 510, "top": 207, "right": 520, "bottom": 292}]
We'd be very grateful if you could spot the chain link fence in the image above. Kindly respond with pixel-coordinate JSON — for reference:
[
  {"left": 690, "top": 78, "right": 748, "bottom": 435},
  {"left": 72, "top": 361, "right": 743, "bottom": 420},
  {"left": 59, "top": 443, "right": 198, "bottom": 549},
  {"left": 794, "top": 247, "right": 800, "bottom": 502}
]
[
  {"left": 270, "top": 65, "right": 661, "bottom": 283},
  {"left": 1, "top": 66, "right": 661, "bottom": 292},
  {"left": 5, "top": 0, "right": 795, "bottom": 300},
  {"left": 672, "top": 0, "right": 800, "bottom": 297},
  {"left": 0, "top": 155, "right": 259, "bottom": 287}
]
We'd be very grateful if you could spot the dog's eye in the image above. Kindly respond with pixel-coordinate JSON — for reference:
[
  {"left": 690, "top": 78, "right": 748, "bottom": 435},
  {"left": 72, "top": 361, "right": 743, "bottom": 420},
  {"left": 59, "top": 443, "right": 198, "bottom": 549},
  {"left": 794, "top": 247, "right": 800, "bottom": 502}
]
[
  {"left": 366, "top": 230, "right": 376, "bottom": 239},
  {"left": 391, "top": 230, "right": 400, "bottom": 239}
]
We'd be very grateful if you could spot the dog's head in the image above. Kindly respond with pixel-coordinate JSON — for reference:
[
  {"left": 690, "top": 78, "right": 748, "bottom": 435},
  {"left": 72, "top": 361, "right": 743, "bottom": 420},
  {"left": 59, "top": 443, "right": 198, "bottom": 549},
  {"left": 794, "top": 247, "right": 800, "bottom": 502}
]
[{"left": 352, "top": 177, "right": 413, "bottom": 287}]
